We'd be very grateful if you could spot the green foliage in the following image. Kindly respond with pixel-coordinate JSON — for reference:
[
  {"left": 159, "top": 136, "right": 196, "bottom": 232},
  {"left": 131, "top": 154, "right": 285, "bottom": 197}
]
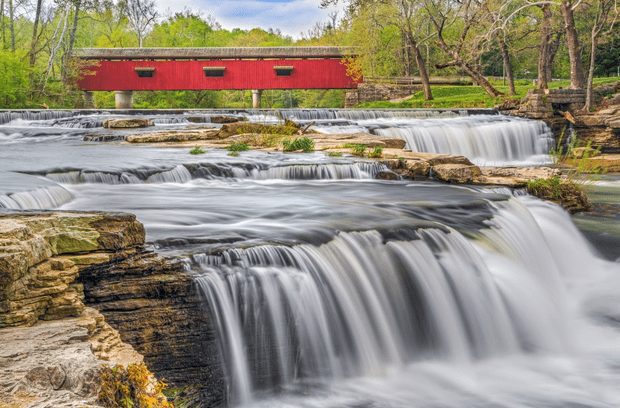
[
  {"left": 326, "top": 151, "right": 343, "bottom": 157},
  {"left": 282, "top": 137, "right": 315, "bottom": 152},
  {"left": 189, "top": 146, "right": 206, "bottom": 155},
  {"left": 348, "top": 144, "right": 367, "bottom": 156},
  {"left": 368, "top": 146, "right": 383, "bottom": 158},
  {"left": 228, "top": 151, "right": 240, "bottom": 157},
  {"left": 227, "top": 142, "right": 250, "bottom": 152},
  {"left": 359, "top": 78, "right": 619, "bottom": 109},
  {"left": 0, "top": 51, "right": 30, "bottom": 108},
  {"left": 98, "top": 363, "right": 172, "bottom": 408},
  {"left": 526, "top": 177, "right": 591, "bottom": 213}
]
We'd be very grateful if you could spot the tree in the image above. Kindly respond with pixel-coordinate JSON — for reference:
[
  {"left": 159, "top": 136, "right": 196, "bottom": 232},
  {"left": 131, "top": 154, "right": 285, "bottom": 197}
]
[
  {"left": 122, "top": 0, "right": 157, "bottom": 47},
  {"left": 584, "top": 0, "right": 617, "bottom": 110},
  {"left": 29, "top": 0, "right": 44, "bottom": 67},
  {"left": 560, "top": 0, "right": 586, "bottom": 88},
  {"left": 423, "top": 0, "right": 503, "bottom": 97}
]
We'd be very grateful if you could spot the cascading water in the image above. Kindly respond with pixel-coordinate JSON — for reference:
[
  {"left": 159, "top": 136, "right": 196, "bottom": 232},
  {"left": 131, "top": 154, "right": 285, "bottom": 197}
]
[
  {"left": 372, "top": 115, "right": 554, "bottom": 166},
  {"left": 190, "top": 196, "right": 592, "bottom": 405},
  {"left": 35, "top": 161, "right": 388, "bottom": 185},
  {"left": 1, "top": 109, "right": 619, "bottom": 408}
]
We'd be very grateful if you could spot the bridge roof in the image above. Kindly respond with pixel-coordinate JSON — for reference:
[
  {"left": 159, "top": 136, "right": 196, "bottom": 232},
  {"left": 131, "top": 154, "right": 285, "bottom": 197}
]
[{"left": 74, "top": 47, "right": 356, "bottom": 60}]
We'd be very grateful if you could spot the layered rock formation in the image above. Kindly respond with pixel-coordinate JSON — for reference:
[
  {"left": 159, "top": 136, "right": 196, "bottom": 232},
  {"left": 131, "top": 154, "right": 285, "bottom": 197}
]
[{"left": 0, "top": 212, "right": 223, "bottom": 407}]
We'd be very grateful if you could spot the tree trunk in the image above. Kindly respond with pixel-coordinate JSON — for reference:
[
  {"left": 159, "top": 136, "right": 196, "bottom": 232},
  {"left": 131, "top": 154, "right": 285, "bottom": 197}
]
[
  {"left": 547, "top": 32, "right": 562, "bottom": 83},
  {"left": 584, "top": 34, "right": 597, "bottom": 111},
  {"left": 537, "top": 5, "right": 552, "bottom": 89},
  {"left": 29, "top": 0, "right": 44, "bottom": 67},
  {"left": 461, "top": 61, "right": 503, "bottom": 97},
  {"left": 560, "top": 1, "right": 585, "bottom": 89},
  {"left": 413, "top": 42, "right": 433, "bottom": 100},
  {"left": 1, "top": 0, "right": 5, "bottom": 49},
  {"left": 498, "top": 36, "right": 516, "bottom": 95},
  {"left": 8, "top": 0, "right": 14, "bottom": 51},
  {"left": 63, "top": 0, "right": 82, "bottom": 80}
]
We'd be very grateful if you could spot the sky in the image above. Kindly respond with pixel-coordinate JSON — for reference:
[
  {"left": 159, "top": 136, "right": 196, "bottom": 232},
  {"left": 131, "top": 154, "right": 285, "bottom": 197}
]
[{"left": 154, "top": 0, "right": 342, "bottom": 38}]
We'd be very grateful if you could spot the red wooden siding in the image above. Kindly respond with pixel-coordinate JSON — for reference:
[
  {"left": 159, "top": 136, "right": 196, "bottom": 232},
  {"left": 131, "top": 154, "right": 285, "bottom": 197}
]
[{"left": 78, "top": 59, "right": 359, "bottom": 91}]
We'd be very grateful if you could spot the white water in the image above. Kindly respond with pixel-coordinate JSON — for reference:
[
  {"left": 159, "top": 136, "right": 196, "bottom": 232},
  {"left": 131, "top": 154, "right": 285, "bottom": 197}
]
[
  {"left": 38, "top": 162, "right": 388, "bottom": 185},
  {"left": 1, "top": 109, "right": 618, "bottom": 408},
  {"left": 372, "top": 116, "right": 553, "bottom": 166},
  {"left": 193, "top": 197, "right": 620, "bottom": 407},
  {"left": 0, "top": 185, "right": 74, "bottom": 209}
]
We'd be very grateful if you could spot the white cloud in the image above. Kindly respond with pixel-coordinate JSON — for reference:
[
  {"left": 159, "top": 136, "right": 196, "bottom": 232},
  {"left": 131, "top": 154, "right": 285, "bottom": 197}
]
[{"left": 154, "top": 0, "right": 342, "bottom": 38}]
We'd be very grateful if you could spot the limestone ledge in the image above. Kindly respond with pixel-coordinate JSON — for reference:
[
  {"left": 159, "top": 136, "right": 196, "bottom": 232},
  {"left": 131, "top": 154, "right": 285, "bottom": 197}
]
[
  {"left": 0, "top": 212, "right": 144, "bottom": 328},
  {"left": 0, "top": 211, "right": 224, "bottom": 406},
  {"left": 0, "top": 212, "right": 187, "bottom": 407}
]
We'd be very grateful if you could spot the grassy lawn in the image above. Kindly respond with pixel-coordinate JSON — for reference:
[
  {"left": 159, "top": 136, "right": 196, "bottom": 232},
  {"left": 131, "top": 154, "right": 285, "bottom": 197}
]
[{"left": 358, "top": 77, "right": 619, "bottom": 109}]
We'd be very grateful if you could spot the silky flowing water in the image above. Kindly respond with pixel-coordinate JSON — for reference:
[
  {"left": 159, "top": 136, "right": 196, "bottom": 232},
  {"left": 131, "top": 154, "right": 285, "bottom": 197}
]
[{"left": 0, "top": 110, "right": 618, "bottom": 407}]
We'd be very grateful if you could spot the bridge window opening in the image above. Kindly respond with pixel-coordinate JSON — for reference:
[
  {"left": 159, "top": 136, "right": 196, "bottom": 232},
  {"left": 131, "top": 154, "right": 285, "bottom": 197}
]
[
  {"left": 204, "top": 67, "right": 226, "bottom": 77},
  {"left": 274, "top": 66, "right": 294, "bottom": 76},
  {"left": 135, "top": 67, "right": 155, "bottom": 78}
]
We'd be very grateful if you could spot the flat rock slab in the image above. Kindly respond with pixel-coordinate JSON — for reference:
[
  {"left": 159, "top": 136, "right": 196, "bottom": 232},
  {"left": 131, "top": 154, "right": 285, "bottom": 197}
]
[
  {"left": 103, "top": 118, "right": 153, "bottom": 129},
  {"left": 0, "top": 308, "right": 142, "bottom": 408},
  {"left": 125, "top": 129, "right": 221, "bottom": 143}
]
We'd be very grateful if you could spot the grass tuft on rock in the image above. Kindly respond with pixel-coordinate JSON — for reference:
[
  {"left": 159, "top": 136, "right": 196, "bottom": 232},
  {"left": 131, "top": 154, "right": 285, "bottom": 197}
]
[
  {"left": 189, "top": 146, "right": 206, "bottom": 155},
  {"left": 348, "top": 144, "right": 367, "bottom": 157},
  {"left": 526, "top": 176, "right": 591, "bottom": 213},
  {"left": 368, "top": 146, "right": 383, "bottom": 158},
  {"left": 282, "top": 137, "right": 315, "bottom": 152},
  {"left": 227, "top": 142, "right": 250, "bottom": 152},
  {"left": 326, "top": 151, "right": 343, "bottom": 157}
]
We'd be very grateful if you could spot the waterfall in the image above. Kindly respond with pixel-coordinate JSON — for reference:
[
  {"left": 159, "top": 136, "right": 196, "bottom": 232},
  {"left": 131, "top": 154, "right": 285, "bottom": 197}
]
[
  {"left": 39, "top": 162, "right": 388, "bottom": 185},
  {"left": 277, "top": 109, "right": 468, "bottom": 121},
  {"left": 191, "top": 197, "right": 586, "bottom": 404},
  {"left": 374, "top": 116, "right": 553, "bottom": 166},
  {"left": 0, "top": 186, "right": 74, "bottom": 209},
  {"left": 0, "top": 110, "right": 78, "bottom": 125}
]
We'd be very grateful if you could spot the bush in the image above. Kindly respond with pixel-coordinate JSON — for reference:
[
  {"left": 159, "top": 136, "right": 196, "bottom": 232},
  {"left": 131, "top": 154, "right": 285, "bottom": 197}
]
[
  {"left": 368, "top": 146, "right": 383, "bottom": 158},
  {"left": 98, "top": 363, "right": 172, "bottom": 408},
  {"left": 227, "top": 142, "right": 250, "bottom": 152},
  {"left": 189, "top": 146, "right": 206, "bottom": 155},
  {"left": 348, "top": 144, "right": 367, "bottom": 156},
  {"left": 282, "top": 136, "right": 315, "bottom": 152}
]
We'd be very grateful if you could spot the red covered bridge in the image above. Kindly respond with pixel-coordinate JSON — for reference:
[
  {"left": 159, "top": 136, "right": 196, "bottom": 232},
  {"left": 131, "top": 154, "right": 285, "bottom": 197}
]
[{"left": 74, "top": 47, "right": 360, "bottom": 109}]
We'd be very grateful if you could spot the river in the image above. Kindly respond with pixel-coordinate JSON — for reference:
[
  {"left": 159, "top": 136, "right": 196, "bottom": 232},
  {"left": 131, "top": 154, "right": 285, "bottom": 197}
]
[{"left": 0, "top": 110, "right": 618, "bottom": 407}]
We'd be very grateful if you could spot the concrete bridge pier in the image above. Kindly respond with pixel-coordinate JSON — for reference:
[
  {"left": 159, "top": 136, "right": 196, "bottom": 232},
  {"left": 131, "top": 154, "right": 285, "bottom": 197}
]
[
  {"left": 115, "top": 91, "right": 134, "bottom": 109},
  {"left": 251, "top": 90, "right": 262, "bottom": 109},
  {"left": 83, "top": 91, "right": 95, "bottom": 108}
]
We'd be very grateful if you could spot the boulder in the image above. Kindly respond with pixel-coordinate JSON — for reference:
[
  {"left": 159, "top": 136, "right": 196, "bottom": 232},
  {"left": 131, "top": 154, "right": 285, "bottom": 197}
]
[
  {"left": 432, "top": 163, "right": 481, "bottom": 184},
  {"left": 103, "top": 118, "right": 153, "bottom": 129},
  {"left": 376, "top": 170, "right": 399, "bottom": 180}
]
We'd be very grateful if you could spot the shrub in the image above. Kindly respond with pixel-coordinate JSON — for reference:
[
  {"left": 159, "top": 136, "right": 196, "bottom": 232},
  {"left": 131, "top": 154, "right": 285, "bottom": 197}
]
[
  {"left": 326, "top": 151, "right": 343, "bottom": 157},
  {"left": 227, "top": 142, "right": 250, "bottom": 152},
  {"left": 368, "top": 146, "right": 383, "bottom": 158},
  {"left": 189, "top": 146, "right": 206, "bottom": 155},
  {"left": 348, "top": 144, "right": 367, "bottom": 156},
  {"left": 98, "top": 363, "right": 172, "bottom": 408},
  {"left": 282, "top": 136, "right": 315, "bottom": 152}
]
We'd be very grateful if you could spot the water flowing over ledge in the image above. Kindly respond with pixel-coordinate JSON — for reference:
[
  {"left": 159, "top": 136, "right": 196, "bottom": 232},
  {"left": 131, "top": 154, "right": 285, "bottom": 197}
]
[
  {"left": 188, "top": 197, "right": 619, "bottom": 406},
  {"left": 0, "top": 109, "right": 552, "bottom": 167}
]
